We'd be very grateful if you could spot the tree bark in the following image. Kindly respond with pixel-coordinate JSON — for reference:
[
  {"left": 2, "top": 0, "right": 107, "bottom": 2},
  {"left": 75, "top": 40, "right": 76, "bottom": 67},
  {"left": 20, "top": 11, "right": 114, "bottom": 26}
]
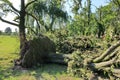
[
  {"left": 91, "top": 56, "right": 118, "bottom": 68},
  {"left": 86, "top": 41, "right": 120, "bottom": 78},
  {"left": 19, "top": 0, "right": 26, "bottom": 49},
  {"left": 93, "top": 41, "right": 120, "bottom": 63},
  {"left": 46, "top": 54, "right": 71, "bottom": 65},
  {"left": 18, "top": 0, "right": 27, "bottom": 60},
  {"left": 103, "top": 49, "right": 119, "bottom": 61}
]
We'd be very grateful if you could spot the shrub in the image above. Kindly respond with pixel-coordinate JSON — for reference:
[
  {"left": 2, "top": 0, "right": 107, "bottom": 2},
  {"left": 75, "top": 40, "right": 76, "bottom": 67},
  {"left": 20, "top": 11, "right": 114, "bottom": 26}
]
[
  {"left": 4, "top": 27, "right": 12, "bottom": 35},
  {"left": 0, "top": 30, "right": 2, "bottom": 35}
]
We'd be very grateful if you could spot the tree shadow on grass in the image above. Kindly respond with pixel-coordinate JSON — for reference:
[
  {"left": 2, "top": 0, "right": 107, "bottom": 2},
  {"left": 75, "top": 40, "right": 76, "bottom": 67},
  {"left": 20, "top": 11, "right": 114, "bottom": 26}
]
[
  {"left": 0, "top": 63, "right": 67, "bottom": 80},
  {"left": 29, "top": 63, "right": 67, "bottom": 80},
  {"left": 0, "top": 65, "right": 23, "bottom": 80}
]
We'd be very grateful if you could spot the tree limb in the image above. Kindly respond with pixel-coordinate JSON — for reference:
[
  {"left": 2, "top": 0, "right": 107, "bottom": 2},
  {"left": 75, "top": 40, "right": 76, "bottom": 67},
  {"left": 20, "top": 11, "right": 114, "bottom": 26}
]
[
  {"left": 26, "top": 12, "right": 50, "bottom": 31},
  {"left": 25, "top": 0, "right": 37, "bottom": 9},
  {"left": 26, "top": 12, "right": 41, "bottom": 29},
  {"left": 99, "top": 67, "right": 120, "bottom": 74},
  {"left": 112, "top": 0, "right": 120, "bottom": 7},
  {"left": 0, "top": 17, "right": 19, "bottom": 27},
  {"left": 2, "top": 0, "right": 19, "bottom": 13},
  {"left": 46, "top": 53, "right": 71, "bottom": 65},
  {"left": 91, "top": 56, "right": 118, "bottom": 69},
  {"left": 93, "top": 41, "right": 120, "bottom": 62},
  {"left": 10, "top": 5, "right": 19, "bottom": 13},
  {"left": 26, "top": 26, "right": 38, "bottom": 35},
  {"left": 103, "top": 49, "right": 119, "bottom": 61}
]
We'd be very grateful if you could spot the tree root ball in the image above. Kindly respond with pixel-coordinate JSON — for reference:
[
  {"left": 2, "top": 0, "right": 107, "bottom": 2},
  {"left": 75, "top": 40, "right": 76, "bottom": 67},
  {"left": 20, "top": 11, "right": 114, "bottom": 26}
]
[{"left": 19, "top": 34, "right": 56, "bottom": 68}]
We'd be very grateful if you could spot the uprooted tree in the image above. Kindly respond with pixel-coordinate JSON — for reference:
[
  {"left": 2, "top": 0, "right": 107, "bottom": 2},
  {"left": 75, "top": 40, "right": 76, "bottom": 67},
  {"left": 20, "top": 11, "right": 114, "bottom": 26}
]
[
  {"left": 0, "top": 0, "right": 57, "bottom": 67},
  {"left": 0, "top": 0, "right": 68, "bottom": 68}
]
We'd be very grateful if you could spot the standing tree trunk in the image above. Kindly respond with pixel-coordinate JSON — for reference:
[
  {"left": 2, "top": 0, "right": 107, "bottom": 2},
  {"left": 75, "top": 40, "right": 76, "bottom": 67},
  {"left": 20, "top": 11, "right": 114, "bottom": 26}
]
[
  {"left": 19, "top": 0, "right": 26, "bottom": 49},
  {"left": 87, "top": 0, "right": 91, "bottom": 26},
  {"left": 19, "top": 0, "right": 26, "bottom": 59}
]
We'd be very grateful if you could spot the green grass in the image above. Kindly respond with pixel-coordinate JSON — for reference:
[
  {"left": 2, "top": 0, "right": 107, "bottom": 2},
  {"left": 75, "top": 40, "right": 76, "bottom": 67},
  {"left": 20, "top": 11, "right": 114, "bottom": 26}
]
[
  {"left": 0, "top": 35, "right": 19, "bottom": 68},
  {"left": 0, "top": 35, "right": 81, "bottom": 80}
]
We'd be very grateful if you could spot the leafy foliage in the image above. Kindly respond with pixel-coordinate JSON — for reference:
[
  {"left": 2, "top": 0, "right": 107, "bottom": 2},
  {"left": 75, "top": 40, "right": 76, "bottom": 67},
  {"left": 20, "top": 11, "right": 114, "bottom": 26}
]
[
  {"left": 26, "top": 0, "right": 68, "bottom": 33},
  {"left": 51, "top": 29, "right": 97, "bottom": 54},
  {"left": 67, "top": 50, "right": 92, "bottom": 79}
]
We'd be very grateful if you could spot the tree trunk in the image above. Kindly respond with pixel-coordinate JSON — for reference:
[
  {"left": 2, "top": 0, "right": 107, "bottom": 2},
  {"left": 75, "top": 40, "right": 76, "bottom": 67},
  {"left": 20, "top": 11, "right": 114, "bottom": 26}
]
[
  {"left": 87, "top": 41, "right": 120, "bottom": 78},
  {"left": 87, "top": 0, "right": 91, "bottom": 26},
  {"left": 93, "top": 41, "right": 120, "bottom": 63},
  {"left": 91, "top": 56, "right": 118, "bottom": 68},
  {"left": 47, "top": 54, "right": 71, "bottom": 65},
  {"left": 19, "top": 0, "right": 27, "bottom": 59}
]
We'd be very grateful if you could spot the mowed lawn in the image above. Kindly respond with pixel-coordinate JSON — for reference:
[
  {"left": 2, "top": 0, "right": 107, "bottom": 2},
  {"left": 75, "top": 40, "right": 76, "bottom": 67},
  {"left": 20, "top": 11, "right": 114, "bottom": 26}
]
[
  {"left": 0, "top": 35, "right": 19, "bottom": 80},
  {"left": 0, "top": 35, "right": 81, "bottom": 80},
  {"left": 0, "top": 35, "right": 19, "bottom": 68}
]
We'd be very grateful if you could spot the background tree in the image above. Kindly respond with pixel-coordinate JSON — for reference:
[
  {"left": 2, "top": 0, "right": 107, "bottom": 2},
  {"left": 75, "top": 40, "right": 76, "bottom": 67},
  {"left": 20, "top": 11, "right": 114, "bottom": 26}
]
[
  {"left": 68, "top": 0, "right": 93, "bottom": 36},
  {"left": 4, "top": 27, "right": 12, "bottom": 35},
  {"left": 0, "top": 30, "right": 2, "bottom": 35},
  {"left": 110, "top": 0, "right": 120, "bottom": 35}
]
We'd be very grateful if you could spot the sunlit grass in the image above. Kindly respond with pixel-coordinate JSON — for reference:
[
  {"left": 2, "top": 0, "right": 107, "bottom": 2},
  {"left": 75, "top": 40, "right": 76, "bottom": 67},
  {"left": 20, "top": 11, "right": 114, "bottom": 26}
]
[
  {"left": 0, "top": 35, "right": 19, "bottom": 68},
  {"left": 0, "top": 35, "right": 81, "bottom": 80},
  {"left": 0, "top": 35, "right": 19, "bottom": 53}
]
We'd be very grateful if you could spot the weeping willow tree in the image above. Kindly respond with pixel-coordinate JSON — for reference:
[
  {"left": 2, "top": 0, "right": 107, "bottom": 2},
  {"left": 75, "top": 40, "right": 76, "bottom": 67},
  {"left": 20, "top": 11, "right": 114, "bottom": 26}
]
[
  {"left": 0, "top": 0, "right": 57, "bottom": 68},
  {"left": 25, "top": 0, "right": 68, "bottom": 35}
]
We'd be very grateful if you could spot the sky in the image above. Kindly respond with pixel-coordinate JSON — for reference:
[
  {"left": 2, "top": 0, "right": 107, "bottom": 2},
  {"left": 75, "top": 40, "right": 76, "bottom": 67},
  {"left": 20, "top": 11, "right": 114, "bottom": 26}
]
[
  {"left": 0, "top": 0, "right": 109, "bottom": 32},
  {"left": 91, "top": 0, "right": 109, "bottom": 12},
  {"left": 0, "top": 0, "right": 20, "bottom": 32}
]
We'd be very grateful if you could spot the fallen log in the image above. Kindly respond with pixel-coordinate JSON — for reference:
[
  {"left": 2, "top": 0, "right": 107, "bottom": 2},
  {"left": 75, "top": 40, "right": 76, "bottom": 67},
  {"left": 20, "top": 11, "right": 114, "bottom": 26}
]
[
  {"left": 103, "top": 49, "right": 119, "bottom": 61},
  {"left": 91, "top": 56, "right": 118, "bottom": 69},
  {"left": 93, "top": 41, "right": 120, "bottom": 63},
  {"left": 113, "top": 74, "right": 120, "bottom": 78},
  {"left": 87, "top": 41, "right": 120, "bottom": 79},
  {"left": 46, "top": 53, "right": 71, "bottom": 65}
]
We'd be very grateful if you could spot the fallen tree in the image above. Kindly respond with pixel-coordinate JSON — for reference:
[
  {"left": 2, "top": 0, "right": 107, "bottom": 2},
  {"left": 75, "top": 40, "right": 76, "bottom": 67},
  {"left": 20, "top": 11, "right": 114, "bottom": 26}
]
[
  {"left": 87, "top": 41, "right": 120, "bottom": 78},
  {"left": 46, "top": 53, "right": 71, "bottom": 65},
  {"left": 14, "top": 34, "right": 120, "bottom": 79},
  {"left": 32, "top": 40, "right": 120, "bottom": 79},
  {"left": 67, "top": 41, "right": 120, "bottom": 79}
]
